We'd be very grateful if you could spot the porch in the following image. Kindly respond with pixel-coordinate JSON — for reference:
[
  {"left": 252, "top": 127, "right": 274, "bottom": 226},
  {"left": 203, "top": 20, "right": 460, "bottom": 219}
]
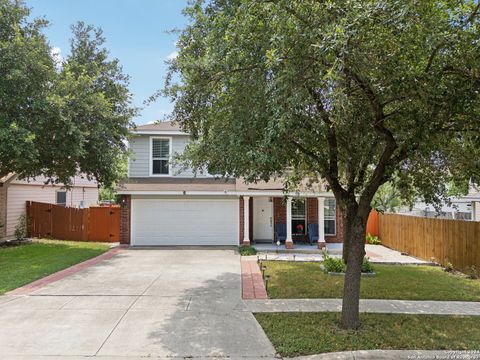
[
  {"left": 240, "top": 195, "right": 341, "bottom": 249},
  {"left": 250, "top": 243, "right": 431, "bottom": 265}
]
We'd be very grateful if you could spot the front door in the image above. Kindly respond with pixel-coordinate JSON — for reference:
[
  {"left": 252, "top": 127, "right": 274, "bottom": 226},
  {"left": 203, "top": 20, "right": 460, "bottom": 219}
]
[{"left": 253, "top": 197, "right": 273, "bottom": 241}]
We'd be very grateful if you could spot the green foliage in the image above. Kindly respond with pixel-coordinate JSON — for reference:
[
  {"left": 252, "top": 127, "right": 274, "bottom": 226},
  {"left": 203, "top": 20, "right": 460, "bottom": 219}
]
[
  {"left": 444, "top": 261, "right": 455, "bottom": 272},
  {"left": 165, "top": 0, "right": 480, "bottom": 326},
  {"left": 372, "top": 182, "right": 408, "bottom": 213},
  {"left": 466, "top": 265, "right": 478, "bottom": 280},
  {"left": 323, "top": 256, "right": 346, "bottom": 273},
  {"left": 0, "top": 1, "right": 136, "bottom": 186},
  {"left": 322, "top": 249, "right": 346, "bottom": 273},
  {"left": 166, "top": 0, "right": 480, "bottom": 207},
  {"left": 366, "top": 233, "right": 381, "bottom": 245},
  {"left": 13, "top": 213, "right": 28, "bottom": 240},
  {"left": 239, "top": 245, "right": 257, "bottom": 256},
  {"left": 361, "top": 257, "right": 375, "bottom": 273}
]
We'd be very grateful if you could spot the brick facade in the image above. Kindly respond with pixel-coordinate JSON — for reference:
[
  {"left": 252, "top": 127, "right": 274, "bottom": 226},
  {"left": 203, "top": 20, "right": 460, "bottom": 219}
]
[
  {"left": 119, "top": 195, "right": 131, "bottom": 245},
  {"left": 272, "top": 197, "right": 344, "bottom": 243}
]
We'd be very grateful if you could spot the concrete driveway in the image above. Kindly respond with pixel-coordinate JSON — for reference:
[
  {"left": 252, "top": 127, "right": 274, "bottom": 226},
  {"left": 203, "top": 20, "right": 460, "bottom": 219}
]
[{"left": 0, "top": 249, "right": 276, "bottom": 359}]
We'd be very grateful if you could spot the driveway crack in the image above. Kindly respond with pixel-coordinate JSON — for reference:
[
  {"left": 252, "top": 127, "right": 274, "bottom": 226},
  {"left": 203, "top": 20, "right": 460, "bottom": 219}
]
[{"left": 94, "top": 272, "right": 164, "bottom": 356}]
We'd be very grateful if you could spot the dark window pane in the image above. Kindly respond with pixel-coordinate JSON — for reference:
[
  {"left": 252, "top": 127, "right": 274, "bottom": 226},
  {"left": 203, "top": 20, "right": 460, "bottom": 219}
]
[
  {"left": 292, "top": 219, "right": 306, "bottom": 234},
  {"left": 56, "top": 191, "right": 67, "bottom": 206},
  {"left": 152, "top": 159, "right": 169, "bottom": 174},
  {"left": 324, "top": 220, "right": 336, "bottom": 235}
]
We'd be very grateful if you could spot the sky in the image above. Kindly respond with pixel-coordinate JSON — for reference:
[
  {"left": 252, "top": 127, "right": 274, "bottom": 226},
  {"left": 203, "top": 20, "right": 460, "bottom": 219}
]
[{"left": 27, "top": 0, "right": 189, "bottom": 125}]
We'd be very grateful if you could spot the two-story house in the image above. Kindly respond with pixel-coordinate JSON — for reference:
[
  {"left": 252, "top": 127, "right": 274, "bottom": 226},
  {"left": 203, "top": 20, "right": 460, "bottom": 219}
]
[{"left": 117, "top": 121, "right": 343, "bottom": 248}]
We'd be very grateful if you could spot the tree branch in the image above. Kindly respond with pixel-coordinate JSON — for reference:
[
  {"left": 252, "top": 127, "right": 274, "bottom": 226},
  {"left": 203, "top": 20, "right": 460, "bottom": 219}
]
[{"left": 425, "top": 2, "right": 480, "bottom": 73}]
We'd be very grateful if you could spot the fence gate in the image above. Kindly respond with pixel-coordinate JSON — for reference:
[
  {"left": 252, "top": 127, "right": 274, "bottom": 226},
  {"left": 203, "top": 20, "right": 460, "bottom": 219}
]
[{"left": 88, "top": 206, "right": 120, "bottom": 242}]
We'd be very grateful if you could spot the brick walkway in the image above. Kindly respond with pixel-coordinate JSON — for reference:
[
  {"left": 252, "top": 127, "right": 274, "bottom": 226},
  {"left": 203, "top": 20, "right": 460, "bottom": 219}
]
[
  {"left": 7, "top": 246, "right": 124, "bottom": 295},
  {"left": 241, "top": 258, "right": 268, "bottom": 299}
]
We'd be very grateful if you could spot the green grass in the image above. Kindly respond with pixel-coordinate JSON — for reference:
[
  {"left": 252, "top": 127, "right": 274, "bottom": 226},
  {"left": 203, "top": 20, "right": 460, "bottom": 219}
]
[
  {"left": 0, "top": 239, "right": 110, "bottom": 295},
  {"left": 255, "top": 312, "right": 480, "bottom": 356},
  {"left": 238, "top": 245, "right": 257, "bottom": 256},
  {"left": 264, "top": 261, "right": 480, "bottom": 301}
]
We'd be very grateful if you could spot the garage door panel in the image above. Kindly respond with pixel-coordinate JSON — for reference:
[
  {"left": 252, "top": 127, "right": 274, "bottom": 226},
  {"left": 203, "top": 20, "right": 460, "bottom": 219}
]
[{"left": 131, "top": 198, "right": 238, "bottom": 246}]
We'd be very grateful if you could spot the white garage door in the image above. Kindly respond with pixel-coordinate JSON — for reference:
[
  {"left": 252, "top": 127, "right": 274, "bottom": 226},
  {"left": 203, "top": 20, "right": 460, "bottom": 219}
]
[{"left": 131, "top": 198, "right": 239, "bottom": 246}]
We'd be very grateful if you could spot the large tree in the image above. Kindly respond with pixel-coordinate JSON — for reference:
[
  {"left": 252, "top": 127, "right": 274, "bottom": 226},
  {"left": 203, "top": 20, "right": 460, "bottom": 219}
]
[
  {"left": 0, "top": 0, "right": 135, "bottom": 186},
  {"left": 165, "top": 0, "right": 480, "bottom": 328}
]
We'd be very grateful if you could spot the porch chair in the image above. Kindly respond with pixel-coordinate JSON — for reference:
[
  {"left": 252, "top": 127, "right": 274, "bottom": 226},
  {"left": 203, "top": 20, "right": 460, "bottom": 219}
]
[
  {"left": 275, "top": 223, "right": 287, "bottom": 243},
  {"left": 307, "top": 223, "right": 319, "bottom": 245}
]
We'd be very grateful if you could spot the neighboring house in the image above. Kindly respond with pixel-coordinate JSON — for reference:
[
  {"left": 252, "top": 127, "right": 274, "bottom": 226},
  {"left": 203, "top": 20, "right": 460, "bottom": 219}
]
[
  {"left": 397, "top": 186, "right": 480, "bottom": 221},
  {"left": 0, "top": 174, "right": 99, "bottom": 239},
  {"left": 117, "top": 121, "right": 344, "bottom": 248}
]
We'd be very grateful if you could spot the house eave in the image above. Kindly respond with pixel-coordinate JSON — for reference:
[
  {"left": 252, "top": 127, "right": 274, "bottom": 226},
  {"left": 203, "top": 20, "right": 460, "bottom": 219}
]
[
  {"left": 131, "top": 130, "right": 188, "bottom": 135},
  {"left": 117, "top": 190, "right": 335, "bottom": 197}
]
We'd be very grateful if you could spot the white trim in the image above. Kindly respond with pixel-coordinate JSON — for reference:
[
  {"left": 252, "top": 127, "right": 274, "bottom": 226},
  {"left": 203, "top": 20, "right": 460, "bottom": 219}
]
[
  {"left": 243, "top": 196, "right": 250, "bottom": 243},
  {"left": 317, "top": 197, "right": 325, "bottom": 243},
  {"left": 132, "top": 130, "right": 187, "bottom": 135},
  {"left": 286, "top": 197, "right": 293, "bottom": 243},
  {"left": 117, "top": 190, "right": 335, "bottom": 197},
  {"left": 149, "top": 136, "right": 172, "bottom": 177},
  {"left": 324, "top": 198, "right": 337, "bottom": 236}
]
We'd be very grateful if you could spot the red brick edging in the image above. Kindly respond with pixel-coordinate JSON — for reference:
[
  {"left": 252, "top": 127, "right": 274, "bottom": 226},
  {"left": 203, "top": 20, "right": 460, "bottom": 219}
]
[
  {"left": 7, "top": 247, "right": 124, "bottom": 295},
  {"left": 241, "top": 258, "right": 268, "bottom": 299}
]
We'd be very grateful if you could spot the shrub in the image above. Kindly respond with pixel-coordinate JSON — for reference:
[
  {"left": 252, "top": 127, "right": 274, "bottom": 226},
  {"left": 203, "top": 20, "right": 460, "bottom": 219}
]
[
  {"left": 466, "top": 265, "right": 478, "bottom": 280},
  {"left": 444, "top": 261, "right": 455, "bottom": 272},
  {"left": 323, "top": 256, "right": 346, "bottom": 273},
  {"left": 366, "top": 233, "right": 382, "bottom": 245},
  {"left": 14, "top": 213, "right": 29, "bottom": 240},
  {"left": 322, "top": 250, "right": 346, "bottom": 273},
  {"left": 362, "top": 257, "right": 375, "bottom": 273},
  {"left": 239, "top": 245, "right": 257, "bottom": 256},
  {"left": 323, "top": 250, "right": 374, "bottom": 274}
]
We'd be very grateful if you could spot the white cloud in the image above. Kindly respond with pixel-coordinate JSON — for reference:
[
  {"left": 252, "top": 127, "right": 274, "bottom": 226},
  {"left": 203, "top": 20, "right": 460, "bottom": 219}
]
[
  {"left": 50, "top": 46, "right": 63, "bottom": 68},
  {"left": 167, "top": 51, "right": 178, "bottom": 60}
]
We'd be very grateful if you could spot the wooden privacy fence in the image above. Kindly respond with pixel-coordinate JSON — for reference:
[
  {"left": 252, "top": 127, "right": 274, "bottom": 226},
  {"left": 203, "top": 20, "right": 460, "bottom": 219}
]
[
  {"left": 379, "top": 213, "right": 480, "bottom": 272},
  {"left": 27, "top": 201, "right": 120, "bottom": 242}
]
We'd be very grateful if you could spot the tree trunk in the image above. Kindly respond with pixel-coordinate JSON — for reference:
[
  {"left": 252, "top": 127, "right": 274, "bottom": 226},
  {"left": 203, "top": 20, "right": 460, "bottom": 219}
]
[{"left": 341, "top": 211, "right": 367, "bottom": 329}]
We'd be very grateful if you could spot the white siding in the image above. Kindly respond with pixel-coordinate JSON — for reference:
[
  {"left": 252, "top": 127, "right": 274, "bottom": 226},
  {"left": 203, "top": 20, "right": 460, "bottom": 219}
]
[
  {"left": 5, "top": 184, "right": 98, "bottom": 237},
  {"left": 128, "top": 134, "right": 211, "bottom": 178}
]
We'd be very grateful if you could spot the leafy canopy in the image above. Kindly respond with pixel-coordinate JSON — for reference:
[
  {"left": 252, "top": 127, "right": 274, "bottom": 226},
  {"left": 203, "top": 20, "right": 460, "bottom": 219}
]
[
  {"left": 166, "top": 0, "right": 480, "bottom": 212},
  {"left": 0, "top": 0, "right": 136, "bottom": 186}
]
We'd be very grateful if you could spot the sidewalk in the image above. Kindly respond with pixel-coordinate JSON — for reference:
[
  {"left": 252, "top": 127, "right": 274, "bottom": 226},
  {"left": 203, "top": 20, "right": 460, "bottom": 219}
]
[{"left": 245, "top": 298, "right": 480, "bottom": 315}]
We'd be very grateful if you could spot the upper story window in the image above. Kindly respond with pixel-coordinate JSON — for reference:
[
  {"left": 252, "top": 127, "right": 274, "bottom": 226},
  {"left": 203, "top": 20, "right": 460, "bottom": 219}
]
[
  {"left": 151, "top": 137, "right": 170, "bottom": 175},
  {"left": 324, "top": 198, "right": 336, "bottom": 235}
]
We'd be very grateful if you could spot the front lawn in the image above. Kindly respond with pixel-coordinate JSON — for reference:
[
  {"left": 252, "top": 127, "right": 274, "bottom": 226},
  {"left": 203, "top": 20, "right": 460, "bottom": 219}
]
[
  {"left": 0, "top": 239, "right": 110, "bottom": 295},
  {"left": 263, "top": 261, "right": 480, "bottom": 301},
  {"left": 256, "top": 312, "right": 480, "bottom": 356}
]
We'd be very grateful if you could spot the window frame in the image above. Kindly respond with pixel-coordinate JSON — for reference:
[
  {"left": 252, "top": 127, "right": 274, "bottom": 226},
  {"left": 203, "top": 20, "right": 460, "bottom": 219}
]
[
  {"left": 149, "top": 136, "right": 172, "bottom": 177},
  {"left": 292, "top": 198, "right": 307, "bottom": 235},
  {"left": 324, "top": 198, "right": 336, "bottom": 236},
  {"left": 56, "top": 190, "right": 67, "bottom": 207}
]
